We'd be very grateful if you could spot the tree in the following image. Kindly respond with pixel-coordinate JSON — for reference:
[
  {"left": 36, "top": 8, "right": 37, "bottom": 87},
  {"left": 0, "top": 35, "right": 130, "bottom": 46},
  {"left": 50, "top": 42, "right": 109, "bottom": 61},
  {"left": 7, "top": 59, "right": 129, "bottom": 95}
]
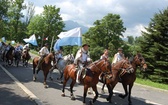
[
  {"left": 7, "top": 0, "right": 26, "bottom": 41},
  {"left": 83, "top": 13, "right": 126, "bottom": 60},
  {"left": 127, "top": 36, "right": 134, "bottom": 45},
  {"left": 0, "top": 0, "right": 9, "bottom": 37},
  {"left": 42, "top": 5, "right": 64, "bottom": 42},
  {"left": 139, "top": 7, "right": 168, "bottom": 83},
  {"left": 27, "top": 5, "right": 64, "bottom": 49}
]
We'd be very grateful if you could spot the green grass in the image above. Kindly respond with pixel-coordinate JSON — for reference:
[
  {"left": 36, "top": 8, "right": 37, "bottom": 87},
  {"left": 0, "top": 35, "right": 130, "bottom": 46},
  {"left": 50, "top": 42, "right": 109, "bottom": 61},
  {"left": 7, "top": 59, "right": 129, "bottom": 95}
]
[
  {"left": 30, "top": 50, "right": 38, "bottom": 55},
  {"left": 136, "top": 78, "right": 168, "bottom": 90}
]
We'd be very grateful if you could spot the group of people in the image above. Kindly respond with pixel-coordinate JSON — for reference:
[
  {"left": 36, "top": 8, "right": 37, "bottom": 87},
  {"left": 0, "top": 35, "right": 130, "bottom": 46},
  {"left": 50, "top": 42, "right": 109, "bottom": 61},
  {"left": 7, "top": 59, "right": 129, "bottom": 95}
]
[
  {"left": 35, "top": 43, "right": 125, "bottom": 84},
  {"left": 0, "top": 42, "right": 30, "bottom": 60}
]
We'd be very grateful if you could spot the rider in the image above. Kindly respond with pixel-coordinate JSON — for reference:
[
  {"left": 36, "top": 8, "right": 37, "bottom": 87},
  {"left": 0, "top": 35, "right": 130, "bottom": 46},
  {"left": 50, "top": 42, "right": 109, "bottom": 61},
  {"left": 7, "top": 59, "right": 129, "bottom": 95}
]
[
  {"left": 15, "top": 44, "right": 22, "bottom": 54},
  {"left": 23, "top": 43, "right": 30, "bottom": 54},
  {"left": 99, "top": 49, "right": 109, "bottom": 81},
  {"left": 55, "top": 49, "right": 63, "bottom": 64},
  {"left": 35, "top": 43, "right": 50, "bottom": 71},
  {"left": 74, "top": 43, "right": 92, "bottom": 83},
  {"left": 112, "top": 47, "right": 125, "bottom": 65},
  {"left": 4, "top": 43, "right": 12, "bottom": 56}
]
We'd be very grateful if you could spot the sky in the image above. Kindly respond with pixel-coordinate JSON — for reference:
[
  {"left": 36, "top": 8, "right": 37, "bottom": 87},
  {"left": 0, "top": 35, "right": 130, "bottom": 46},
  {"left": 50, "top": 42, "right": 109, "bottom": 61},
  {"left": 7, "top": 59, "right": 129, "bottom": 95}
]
[{"left": 25, "top": 0, "right": 168, "bottom": 37}]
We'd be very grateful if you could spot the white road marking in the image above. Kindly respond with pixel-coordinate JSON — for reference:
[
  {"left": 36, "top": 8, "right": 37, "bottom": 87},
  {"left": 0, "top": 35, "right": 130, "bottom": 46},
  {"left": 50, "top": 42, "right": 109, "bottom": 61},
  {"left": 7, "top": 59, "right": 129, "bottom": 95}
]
[{"left": 0, "top": 64, "right": 43, "bottom": 105}]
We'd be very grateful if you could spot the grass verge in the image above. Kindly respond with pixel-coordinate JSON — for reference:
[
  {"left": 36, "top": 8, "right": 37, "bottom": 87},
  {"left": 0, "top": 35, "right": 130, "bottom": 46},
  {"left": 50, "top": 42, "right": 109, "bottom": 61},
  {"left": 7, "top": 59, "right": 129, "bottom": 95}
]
[{"left": 136, "top": 78, "right": 168, "bottom": 91}]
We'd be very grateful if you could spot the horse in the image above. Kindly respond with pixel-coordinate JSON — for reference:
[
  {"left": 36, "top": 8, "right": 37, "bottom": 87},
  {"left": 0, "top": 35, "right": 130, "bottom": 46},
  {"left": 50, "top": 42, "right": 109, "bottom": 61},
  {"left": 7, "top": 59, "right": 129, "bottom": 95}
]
[
  {"left": 103, "top": 58, "right": 134, "bottom": 103},
  {"left": 33, "top": 52, "right": 55, "bottom": 88},
  {"left": 117, "top": 53, "right": 147, "bottom": 104},
  {"left": 61, "top": 59, "right": 111, "bottom": 105},
  {"left": 49, "top": 54, "right": 74, "bottom": 81},
  {"left": 22, "top": 49, "right": 31, "bottom": 67},
  {"left": 14, "top": 51, "right": 22, "bottom": 67},
  {"left": 3, "top": 46, "right": 15, "bottom": 65}
]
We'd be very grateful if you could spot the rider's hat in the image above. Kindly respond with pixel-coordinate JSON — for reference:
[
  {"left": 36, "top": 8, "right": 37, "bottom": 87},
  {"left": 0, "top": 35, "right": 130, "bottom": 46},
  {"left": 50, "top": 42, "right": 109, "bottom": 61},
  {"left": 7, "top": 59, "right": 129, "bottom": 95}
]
[
  {"left": 82, "top": 43, "right": 90, "bottom": 47},
  {"left": 118, "top": 47, "right": 123, "bottom": 51}
]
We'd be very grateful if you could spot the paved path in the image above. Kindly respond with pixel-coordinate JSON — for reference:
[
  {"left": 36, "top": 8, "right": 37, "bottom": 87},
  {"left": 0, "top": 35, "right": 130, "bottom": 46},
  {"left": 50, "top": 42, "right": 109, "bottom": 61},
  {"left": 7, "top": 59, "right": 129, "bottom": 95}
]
[{"left": 0, "top": 53, "right": 168, "bottom": 105}]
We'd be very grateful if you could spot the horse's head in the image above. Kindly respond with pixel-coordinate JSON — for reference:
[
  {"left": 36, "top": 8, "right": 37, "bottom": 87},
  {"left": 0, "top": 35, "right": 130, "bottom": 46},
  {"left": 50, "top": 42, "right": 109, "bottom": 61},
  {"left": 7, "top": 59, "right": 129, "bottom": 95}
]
[
  {"left": 113, "top": 58, "right": 134, "bottom": 73},
  {"left": 91, "top": 59, "right": 111, "bottom": 73},
  {"left": 134, "top": 53, "right": 147, "bottom": 72}
]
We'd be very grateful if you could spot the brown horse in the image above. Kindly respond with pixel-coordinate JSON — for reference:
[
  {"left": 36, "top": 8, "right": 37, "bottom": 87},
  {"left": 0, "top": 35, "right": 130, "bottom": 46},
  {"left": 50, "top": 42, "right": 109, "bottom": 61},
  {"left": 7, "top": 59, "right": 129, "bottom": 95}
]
[
  {"left": 3, "top": 46, "right": 15, "bottom": 65},
  {"left": 104, "top": 59, "right": 134, "bottom": 103},
  {"left": 33, "top": 52, "right": 55, "bottom": 88},
  {"left": 118, "top": 53, "right": 147, "bottom": 104},
  {"left": 22, "top": 49, "right": 31, "bottom": 67},
  {"left": 61, "top": 59, "right": 111, "bottom": 105}
]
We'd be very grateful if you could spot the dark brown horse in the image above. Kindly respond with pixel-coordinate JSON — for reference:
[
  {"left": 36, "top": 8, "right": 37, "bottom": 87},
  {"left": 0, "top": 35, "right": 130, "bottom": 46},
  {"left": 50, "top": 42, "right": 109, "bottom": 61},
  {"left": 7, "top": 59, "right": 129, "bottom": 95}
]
[
  {"left": 104, "top": 59, "right": 134, "bottom": 103},
  {"left": 118, "top": 53, "right": 147, "bottom": 104},
  {"left": 3, "top": 46, "right": 15, "bottom": 65},
  {"left": 33, "top": 52, "right": 55, "bottom": 88},
  {"left": 22, "top": 49, "right": 31, "bottom": 67},
  {"left": 61, "top": 59, "right": 111, "bottom": 105}
]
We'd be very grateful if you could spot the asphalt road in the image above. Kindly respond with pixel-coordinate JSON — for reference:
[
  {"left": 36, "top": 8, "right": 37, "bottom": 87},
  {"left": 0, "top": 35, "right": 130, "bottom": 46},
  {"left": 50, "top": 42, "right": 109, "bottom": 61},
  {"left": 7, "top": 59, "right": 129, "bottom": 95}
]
[{"left": 0, "top": 57, "right": 168, "bottom": 105}]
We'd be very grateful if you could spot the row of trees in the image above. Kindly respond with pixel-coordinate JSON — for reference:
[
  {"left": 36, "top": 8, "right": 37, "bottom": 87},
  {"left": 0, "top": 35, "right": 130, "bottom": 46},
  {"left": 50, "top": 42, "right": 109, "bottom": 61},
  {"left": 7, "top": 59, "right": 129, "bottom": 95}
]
[{"left": 0, "top": 0, "right": 168, "bottom": 84}]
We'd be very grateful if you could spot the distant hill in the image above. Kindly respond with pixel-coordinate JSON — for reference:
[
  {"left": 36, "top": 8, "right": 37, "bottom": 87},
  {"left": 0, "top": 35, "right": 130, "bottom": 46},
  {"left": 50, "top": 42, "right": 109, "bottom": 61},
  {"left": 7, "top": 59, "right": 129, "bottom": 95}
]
[{"left": 64, "top": 20, "right": 89, "bottom": 34}]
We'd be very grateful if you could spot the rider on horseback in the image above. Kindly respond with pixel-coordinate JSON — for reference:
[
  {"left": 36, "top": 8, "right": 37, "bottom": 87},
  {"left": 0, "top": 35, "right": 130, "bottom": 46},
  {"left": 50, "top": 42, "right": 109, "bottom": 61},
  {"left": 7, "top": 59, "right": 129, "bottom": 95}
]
[
  {"left": 74, "top": 43, "right": 92, "bottom": 83},
  {"left": 35, "top": 43, "right": 49, "bottom": 71},
  {"left": 112, "top": 47, "right": 125, "bottom": 65},
  {"left": 22, "top": 43, "right": 29, "bottom": 54},
  {"left": 15, "top": 44, "right": 22, "bottom": 54},
  {"left": 4, "top": 43, "right": 12, "bottom": 57}
]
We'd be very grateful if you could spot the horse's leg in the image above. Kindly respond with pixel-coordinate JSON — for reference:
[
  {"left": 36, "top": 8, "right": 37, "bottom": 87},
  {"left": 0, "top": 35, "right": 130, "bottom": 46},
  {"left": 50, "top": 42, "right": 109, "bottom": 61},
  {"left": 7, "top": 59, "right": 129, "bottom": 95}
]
[
  {"left": 61, "top": 73, "right": 70, "bottom": 97},
  {"left": 83, "top": 85, "right": 88, "bottom": 105},
  {"left": 119, "top": 83, "right": 128, "bottom": 98},
  {"left": 33, "top": 67, "right": 37, "bottom": 81},
  {"left": 90, "top": 85, "right": 98, "bottom": 105},
  {"left": 128, "top": 83, "right": 133, "bottom": 104},
  {"left": 43, "top": 70, "right": 49, "bottom": 88},
  {"left": 70, "top": 79, "right": 76, "bottom": 100},
  {"left": 101, "top": 82, "right": 106, "bottom": 94},
  {"left": 106, "top": 84, "right": 112, "bottom": 103},
  {"left": 49, "top": 69, "right": 54, "bottom": 81}
]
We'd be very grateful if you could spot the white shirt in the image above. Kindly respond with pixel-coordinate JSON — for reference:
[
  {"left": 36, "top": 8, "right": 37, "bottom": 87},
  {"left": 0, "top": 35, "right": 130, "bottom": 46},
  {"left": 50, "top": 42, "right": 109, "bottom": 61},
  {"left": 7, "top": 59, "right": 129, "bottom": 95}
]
[
  {"left": 39, "top": 47, "right": 49, "bottom": 56},
  {"left": 112, "top": 52, "right": 124, "bottom": 64},
  {"left": 74, "top": 48, "right": 91, "bottom": 64}
]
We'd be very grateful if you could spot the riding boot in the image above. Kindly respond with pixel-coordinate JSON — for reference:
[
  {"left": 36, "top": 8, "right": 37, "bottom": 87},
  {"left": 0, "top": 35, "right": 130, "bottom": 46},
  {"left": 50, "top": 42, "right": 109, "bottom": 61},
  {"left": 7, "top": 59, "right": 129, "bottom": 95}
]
[{"left": 76, "top": 70, "right": 81, "bottom": 83}]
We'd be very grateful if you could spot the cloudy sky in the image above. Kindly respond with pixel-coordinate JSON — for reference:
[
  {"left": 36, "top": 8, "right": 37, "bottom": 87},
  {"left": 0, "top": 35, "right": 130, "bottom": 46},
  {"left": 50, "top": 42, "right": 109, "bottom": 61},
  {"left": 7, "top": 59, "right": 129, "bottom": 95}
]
[{"left": 25, "top": 0, "right": 168, "bottom": 37}]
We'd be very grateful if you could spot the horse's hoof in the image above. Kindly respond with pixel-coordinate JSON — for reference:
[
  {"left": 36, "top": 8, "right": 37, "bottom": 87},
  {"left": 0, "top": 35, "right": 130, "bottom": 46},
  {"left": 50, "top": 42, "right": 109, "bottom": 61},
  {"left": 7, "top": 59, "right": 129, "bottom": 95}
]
[
  {"left": 71, "top": 96, "right": 76, "bottom": 100},
  {"left": 33, "top": 78, "right": 36, "bottom": 81},
  {"left": 83, "top": 103, "right": 86, "bottom": 105},
  {"left": 44, "top": 85, "right": 48, "bottom": 88},
  {"left": 61, "top": 93, "right": 65, "bottom": 97},
  {"left": 88, "top": 91, "right": 93, "bottom": 95}
]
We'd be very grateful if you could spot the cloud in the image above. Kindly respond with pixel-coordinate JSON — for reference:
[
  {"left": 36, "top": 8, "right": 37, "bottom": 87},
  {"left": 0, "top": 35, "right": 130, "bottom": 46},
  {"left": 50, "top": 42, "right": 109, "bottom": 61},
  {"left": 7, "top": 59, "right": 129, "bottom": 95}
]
[{"left": 25, "top": 0, "right": 168, "bottom": 37}]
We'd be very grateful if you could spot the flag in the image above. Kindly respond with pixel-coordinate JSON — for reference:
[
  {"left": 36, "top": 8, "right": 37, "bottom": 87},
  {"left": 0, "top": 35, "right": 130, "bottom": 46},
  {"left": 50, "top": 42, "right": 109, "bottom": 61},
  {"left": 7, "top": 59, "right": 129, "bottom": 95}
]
[
  {"left": 53, "top": 27, "right": 82, "bottom": 51},
  {"left": 11, "top": 40, "right": 15, "bottom": 44},
  {"left": 23, "top": 34, "right": 38, "bottom": 46},
  {"left": 1, "top": 37, "right": 6, "bottom": 42},
  {"left": 38, "top": 36, "right": 41, "bottom": 39}
]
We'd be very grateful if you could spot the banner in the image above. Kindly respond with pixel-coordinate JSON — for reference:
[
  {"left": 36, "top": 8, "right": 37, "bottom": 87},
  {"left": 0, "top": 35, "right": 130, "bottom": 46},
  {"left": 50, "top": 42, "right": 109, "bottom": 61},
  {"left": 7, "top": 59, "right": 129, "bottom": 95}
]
[
  {"left": 54, "top": 27, "right": 82, "bottom": 51},
  {"left": 23, "top": 34, "right": 38, "bottom": 46}
]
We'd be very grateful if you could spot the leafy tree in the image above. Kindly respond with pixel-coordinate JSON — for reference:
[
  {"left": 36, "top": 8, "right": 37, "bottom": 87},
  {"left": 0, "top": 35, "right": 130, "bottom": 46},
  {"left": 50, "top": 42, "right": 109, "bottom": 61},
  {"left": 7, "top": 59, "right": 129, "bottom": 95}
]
[
  {"left": 27, "top": 5, "right": 64, "bottom": 49},
  {"left": 7, "top": 0, "right": 26, "bottom": 41},
  {"left": 139, "top": 7, "right": 168, "bottom": 83},
  {"left": 0, "top": 0, "right": 9, "bottom": 37},
  {"left": 83, "top": 13, "right": 126, "bottom": 60},
  {"left": 127, "top": 36, "right": 134, "bottom": 45}
]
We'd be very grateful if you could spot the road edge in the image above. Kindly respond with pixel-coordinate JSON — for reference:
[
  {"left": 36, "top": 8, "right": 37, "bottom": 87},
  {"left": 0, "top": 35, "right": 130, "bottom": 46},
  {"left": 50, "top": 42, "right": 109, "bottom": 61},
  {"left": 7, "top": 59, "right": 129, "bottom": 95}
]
[{"left": 0, "top": 64, "right": 43, "bottom": 105}]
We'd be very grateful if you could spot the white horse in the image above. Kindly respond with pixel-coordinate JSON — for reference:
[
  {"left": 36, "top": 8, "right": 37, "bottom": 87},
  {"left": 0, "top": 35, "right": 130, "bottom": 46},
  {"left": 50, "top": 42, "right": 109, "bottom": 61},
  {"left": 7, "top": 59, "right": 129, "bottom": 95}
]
[{"left": 49, "top": 54, "right": 74, "bottom": 81}]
